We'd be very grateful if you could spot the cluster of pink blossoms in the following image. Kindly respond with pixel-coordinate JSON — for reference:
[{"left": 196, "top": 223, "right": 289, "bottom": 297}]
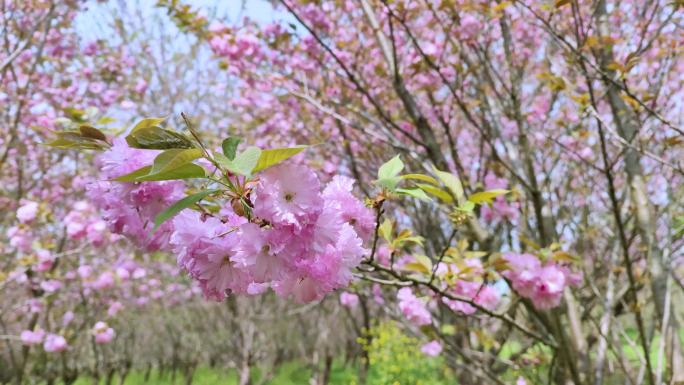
[
  {"left": 92, "top": 321, "right": 116, "bottom": 344},
  {"left": 20, "top": 321, "right": 115, "bottom": 353},
  {"left": 420, "top": 340, "right": 443, "bottom": 357},
  {"left": 63, "top": 201, "right": 108, "bottom": 247},
  {"left": 339, "top": 291, "right": 360, "bottom": 308},
  {"left": 503, "top": 253, "right": 582, "bottom": 309},
  {"left": 397, "top": 287, "right": 432, "bottom": 326},
  {"left": 434, "top": 259, "right": 500, "bottom": 315},
  {"left": 88, "top": 139, "right": 185, "bottom": 252},
  {"left": 89, "top": 139, "right": 372, "bottom": 303},
  {"left": 171, "top": 164, "right": 373, "bottom": 302},
  {"left": 20, "top": 330, "right": 68, "bottom": 353}
]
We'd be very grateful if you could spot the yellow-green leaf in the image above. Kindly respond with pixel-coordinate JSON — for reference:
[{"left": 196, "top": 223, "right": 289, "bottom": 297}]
[
  {"left": 379, "top": 218, "right": 393, "bottom": 242},
  {"left": 113, "top": 166, "right": 153, "bottom": 182},
  {"left": 432, "top": 167, "right": 464, "bottom": 201},
  {"left": 131, "top": 117, "right": 166, "bottom": 134},
  {"left": 135, "top": 163, "right": 206, "bottom": 181},
  {"left": 79, "top": 125, "right": 107, "bottom": 142},
  {"left": 468, "top": 189, "right": 509, "bottom": 205},
  {"left": 396, "top": 188, "right": 431, "bottom": 201},
  {"left": 416, "top": 183, "right": 453, "bottom": 203},
  {"left": 408, "top": 255, "right": 432, "bottom": 274},
  {"left": 150, "top": 148, "right": 204, "bottom": 175},
  {"left": 400, "top": 173, "right": 439, "bottom": 185},
  {"left": 226, "top": 146, "right": 262, "bottom": 176},
  {"left": 252, "top": 146, "right": 307, "bottom": 173},
  {"left": 152, "top": 189, "right": 219, "bottom": 232},
  {"left": 377, "top": 155, "right": 404, "bottom": 191}
]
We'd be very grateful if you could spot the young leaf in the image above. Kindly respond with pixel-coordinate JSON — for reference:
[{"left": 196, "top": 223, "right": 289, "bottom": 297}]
[
  {"left": 396, "top": 188, "right": 431, "bottom": 201},
  {"left": 416, "top": 183, "right": 453, "bottom": 203},
  {"left": 227, "top": 146, "right": 262, "bottom": 176},
  {"left": 63, "top": 107, "right": 87, "bottom": 122},
  {"left": 126, "top": 126, "right": 195, "bottom": 149},
  {"left": 674, "top": 216, "right": 684, "bottom": 241},
  {"left": 432, "top": 167, "right": 464, "bottom": 201},
  {"left": 130, "top": 117, "right": 166, "bottom": 133},
  {"left": 113, "top": 166, "right": 153, "bottom": 182},
  {"left": 441, "top": 324, "right": 457, "bottom": 336},
  {"left": 400, "top": 173, "right": 439, "bottom": 185},
  {"left": 252, "top": 145, "right": 307, "bottom": 173},
  {"left": 222, "top": 137, "right": 242, "bottom": 161},
  {"left": 454, "top": 201, "right": 476, "bottom": 212},
  {"left": 468, "top": 189, "right": 509, "bottom": 205},
  {"left": 379, "top": 218, "right": 393, "bottom": 242},
  {"left": 152, "top": 189, "right": 219, "bottom": 232},
  {"left": 79, "top": 125, "right": 107, "bottom": 142},
  {"left": 378, "top": 155, "right": 404, "bottom": 180},
  {"left": 149, "top": 149, "right": 203, "bottom": 175},
  {"left": 376, "top": 155, "right": 404, "bottom": 191},
  {"left": 44, "top": 131, "right": 107, "bottom": 150},
  {"left": 403, "top": 255, "right": 432, "bottom": 274},
  {"left": 134, "top": 163, "right": 206, "bottom": 181}
]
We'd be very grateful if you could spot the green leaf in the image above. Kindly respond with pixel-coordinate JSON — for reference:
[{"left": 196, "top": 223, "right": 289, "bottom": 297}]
[
  {"left": 113, "top": 163, "right": 206, "bottom": 182},
  {"left": 674, "top": 216, "right": 684, "bottom": 241},
  {"left": 379, "top": 219, "right": 393, "bottom": 242},
  {"left": 396, "top": 188, "right": 431, "bottom": 201},
  {"left": 416, "top": 183, "right": 453, "bottom": 203},
  {"left": 252, "top": 145, "right": 307, "bottom": 173},
  {"left": 135, "top": 163, "right": 206, "bottom": 181},
  {"left": 227, "top": 146, "right": 262, "bottom": 176},
  {"left": 403, "top": 255, "right": 432, "bottom": 274},
  {"left": 376, "top": 155, "right": 405, "bottom": 191},
  {"left": 378, "top": 155, "right": 404, "bottom": 180},
  {"left": 441, "top": 324, "right": 457, "bottom": 336},
  {"left": 152, "top": 189, "right": 219, "bottom": 232},
  {"left": 149, "top": 149, "right": 203, "bottom": 175},
  {"left": 400, "top": 173, "right": 439, "bottom": 185},
  {"left": 432, "top": 167, "right": 464, "bottom": 201},
  {"left": 63, "top": 107, "right": 87, "bottom": 122},
  {"left": 79, "top": 125, "right": 107, "bottom": 142},
  {"left": 468, "top": 189, "right": 509, "bottom": 205},
  {"left": 126, "top": 126, "right": 195, "bottom": 149},
  {"left": 130, "top": 117, "right": 167, "bottom": 133},
  {"left": 96, "top": 116, "right": 116, "bottom": 125},
  {"left": 113, "top": 166, "right": 153, "bottom": 182},
  {"left": 222, "top": 137, "right": 242, "bottom": 161},
  {"left": 454, "top": 201, "right": 476, "bottom": 212},
  {"left": 44, "top": 131, "right": 107, "bottom": 150}
]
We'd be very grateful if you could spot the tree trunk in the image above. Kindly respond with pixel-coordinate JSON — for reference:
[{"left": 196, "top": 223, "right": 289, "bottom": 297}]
[{"left": 595, "top": 1, "right": 684, "bottom": 382}]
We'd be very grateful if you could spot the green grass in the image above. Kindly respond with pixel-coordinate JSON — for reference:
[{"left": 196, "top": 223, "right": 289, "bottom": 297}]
[{"left": 72, "top": 361, "right": 358, "bottom": 385}]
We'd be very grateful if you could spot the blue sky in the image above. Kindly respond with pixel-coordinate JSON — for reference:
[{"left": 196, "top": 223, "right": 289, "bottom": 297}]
[{"left": 76, "top": 0, "right": 286, "bottom": 39}]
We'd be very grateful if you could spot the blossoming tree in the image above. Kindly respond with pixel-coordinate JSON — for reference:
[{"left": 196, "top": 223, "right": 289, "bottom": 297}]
[
  {"left": 151, "top": 0, "right": 683, "bottom": 383},
  {"left": 4, "top": 0, "right": 684, "bottom": 384}
]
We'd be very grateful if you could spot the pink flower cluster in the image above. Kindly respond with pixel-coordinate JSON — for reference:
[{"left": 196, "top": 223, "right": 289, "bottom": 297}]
[
  {"left": 442, "top": 280, "right": 499, "bottom": 315},
  {"left": 63, "top": 200, "right": 108, "bottom": 247},
  {"left": 171, "top": 164, "right": 372, "bottom": 303},
  {"left": 7, "top": 225, "right": 33, "bottom": 253},
  {"left": 435, "top": 259, "right": 500, "bottom": 315},
  {"left": 92, "top": 321, "right": 115, "bottom": 344},
  {"left": 339, "top": 291, "right": 359, "bottom": 308},
  {"left": 88, "top": 139, "right": 184, "bottom": 251},
  {"left": 420, "top": 340, "right": 443, "bottom": 357},
  {"left": 20, "top": 329, "right": 68, "bottom": 353},
  {"left": 503, "top": 253, "right": 582, "bottom": 309},
  {"left": 16, "top": 200, "right": 39, "bottom": 223},
  {"left": 480, "top": 173, "right": 518, "bottom": 223},
  {"left": 397, "top": 287, "right": 432, "bottom": 326}
]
